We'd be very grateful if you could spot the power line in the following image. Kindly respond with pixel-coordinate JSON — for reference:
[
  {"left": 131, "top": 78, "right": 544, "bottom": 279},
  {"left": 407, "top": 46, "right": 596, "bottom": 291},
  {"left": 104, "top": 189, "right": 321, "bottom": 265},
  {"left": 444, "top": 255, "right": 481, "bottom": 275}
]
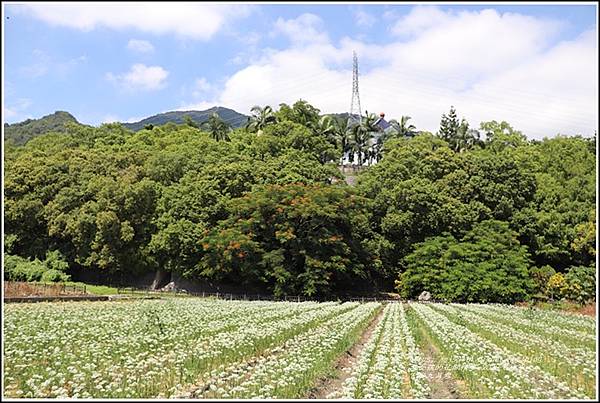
[
  {"left": 363, "top": 75, "right": 595, "bottom": 126},
  {"left": 372, "top": 68, "right": 593, "bottom": 109}
]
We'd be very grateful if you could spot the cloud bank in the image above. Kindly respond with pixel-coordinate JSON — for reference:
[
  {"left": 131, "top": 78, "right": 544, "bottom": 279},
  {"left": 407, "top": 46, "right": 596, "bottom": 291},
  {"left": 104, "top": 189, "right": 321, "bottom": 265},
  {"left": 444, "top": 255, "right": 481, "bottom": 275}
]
[
  {"left": 107, "top": 64, "right": 169, "bottom": 91},
  {"left": 19, "top": 3, "right": 252, "bottom": 40}
]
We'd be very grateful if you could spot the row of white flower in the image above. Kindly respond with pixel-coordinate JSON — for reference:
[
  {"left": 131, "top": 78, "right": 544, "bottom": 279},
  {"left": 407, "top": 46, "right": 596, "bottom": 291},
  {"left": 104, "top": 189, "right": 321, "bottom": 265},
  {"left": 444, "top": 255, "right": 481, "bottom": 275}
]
[
  {"left": 454, "top": 303, "right": 596, "bottom": 356},
  {"left": 398, "top": 302, "right": 431, "bottom": 398},
  {"left": 174, "top": 301, "right": 380, "bottom": 399},
  {"left": 411, "top": 303, "right": 590, "bottom": 399},
  {"left": 328, "top": 302, "right": 430, "bottom": 399},
  {"left": 431, "top": 303, "right": 595, "bottom": 397},
  {"left": 3, "top": 299, "right": 352, "bottom": 398},
  {"left": 481, "top": 303, "right": 595, "bottom": 333},
  {"left": 457, "top": 303, "right": 595, "bottom": 345}
]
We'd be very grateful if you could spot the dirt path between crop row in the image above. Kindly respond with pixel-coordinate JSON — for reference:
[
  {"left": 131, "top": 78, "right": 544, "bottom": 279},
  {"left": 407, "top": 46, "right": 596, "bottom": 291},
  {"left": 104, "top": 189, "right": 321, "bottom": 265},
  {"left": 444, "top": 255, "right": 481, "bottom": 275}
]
[
  {"left": 418, "top": 326, "right": 463, "bottom": 399},
  {"left": 306, "top": 306, "right": 385, "bottom": 399}
]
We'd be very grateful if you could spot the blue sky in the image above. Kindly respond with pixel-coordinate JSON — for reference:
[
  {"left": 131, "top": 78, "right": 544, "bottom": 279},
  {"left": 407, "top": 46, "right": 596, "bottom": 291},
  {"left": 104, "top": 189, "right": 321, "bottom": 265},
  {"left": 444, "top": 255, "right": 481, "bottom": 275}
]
[{"left": 2, "top": 2, "right": 598, "bottom": 139}]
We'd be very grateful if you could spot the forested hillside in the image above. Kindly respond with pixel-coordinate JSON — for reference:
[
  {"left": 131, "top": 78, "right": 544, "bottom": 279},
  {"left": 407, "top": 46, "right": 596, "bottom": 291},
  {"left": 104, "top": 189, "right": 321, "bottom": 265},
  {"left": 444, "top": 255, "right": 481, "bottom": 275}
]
[
  {"left": 122, "top": 106, "right": 248, "bottom": 131},
  {"left": 3, "top": 111, "right": 83, "bottom": 145},
  {"left": 3, "top": 101, "right": 596, "bottom": 302}
]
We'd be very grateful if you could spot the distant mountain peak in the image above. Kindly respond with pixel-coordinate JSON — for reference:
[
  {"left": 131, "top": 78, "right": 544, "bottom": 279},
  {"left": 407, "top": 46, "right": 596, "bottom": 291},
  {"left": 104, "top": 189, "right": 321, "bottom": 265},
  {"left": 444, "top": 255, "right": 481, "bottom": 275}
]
[
  {"left": 122, "top": 106, "right": 249, "bottom": 131},
  {"left": 4, "top": 110, "right": 80, "bottom": 145},
  {"left": 4, "top": 106, "right": 250, "bottom": 145}
]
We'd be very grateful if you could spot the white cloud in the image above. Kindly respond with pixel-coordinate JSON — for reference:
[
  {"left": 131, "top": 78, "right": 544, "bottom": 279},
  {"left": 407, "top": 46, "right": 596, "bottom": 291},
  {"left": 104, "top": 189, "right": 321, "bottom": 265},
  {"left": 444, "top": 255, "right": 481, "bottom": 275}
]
[
  {"left": 20, "top": 50, "right": 87, "bottom": 79},
  {"left": 4, "top": 99, "right": 32, "bottom": 122},
  {"left": 21, "top": 63, "right": 49, "bottom": 78},
  {"left": 126, "top": 116, "right": 143, "bottom": 123},
  {"left": 180, "top": 7, "right": 597, "bottom": 139},
  {"left": 192, "top": 77, "right": 213, "bottom": 97},
  {"left": 382, "top": 8, "right": 400, "bottom": 21},
  {"left": 18, "top": 3, "right": 252, "bottom": 40},
  {"left": 100, "top": 115, "right": 143, "bottom": 125},
  {"left": 390, "top": 8, "right": 563, "bottom": 79},
  {"left": 101, "top": 115, "right": 120, "bottom": 124},
  {"left": 56, "top": 55, "right": 88, "bottom": 77},
  {"left": 390, "top": 6, "right": 451, "bottom": 37},
  {"left": 20, "top": 49, "right": 50, "bottom": 78},
  {"left": 106, "top": 64, "right": 169, "bottom": 91},
  {"left": 272, "top": 13, "right": 329, "bottom": 46},
  {"left": 352, "top": 7, "right": 376, "bottom": 29},
  {"left": 127, "top": 39, "right": 155, "bottom": 53}
]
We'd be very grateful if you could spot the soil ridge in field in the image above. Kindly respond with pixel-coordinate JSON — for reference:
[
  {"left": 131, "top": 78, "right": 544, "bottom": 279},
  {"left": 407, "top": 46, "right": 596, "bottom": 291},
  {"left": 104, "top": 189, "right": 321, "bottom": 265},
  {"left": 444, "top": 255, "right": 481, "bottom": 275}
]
[
  {"left": 415, "top": 311, "right": 464, "bottom": 399},
  {"left": 306, "top": 305, "right": 386, "bottom": 398}
]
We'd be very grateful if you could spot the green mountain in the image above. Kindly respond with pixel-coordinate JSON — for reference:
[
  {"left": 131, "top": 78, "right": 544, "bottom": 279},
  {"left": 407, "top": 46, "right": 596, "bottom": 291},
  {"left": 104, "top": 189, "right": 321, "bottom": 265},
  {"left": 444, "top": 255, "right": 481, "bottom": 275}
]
[
  {"left": 122, "top": 106, "right": 249, "bottom": 131},
  {"left": 4, "top": 111, "right": 81, "bottom": 145}
]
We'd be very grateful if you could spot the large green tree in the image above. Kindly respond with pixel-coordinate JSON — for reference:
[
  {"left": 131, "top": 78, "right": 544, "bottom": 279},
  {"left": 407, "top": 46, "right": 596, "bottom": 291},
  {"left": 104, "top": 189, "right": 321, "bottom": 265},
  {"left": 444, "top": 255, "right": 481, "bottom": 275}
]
[
  {"left": 438, "top": 106, "right": 482, "bottom": 152},
  {"left": 198, "top": 184, "right": 379, "bottom": 297},
  {"left": 397, "top": 220, "right": 533, "bottom": 303}
]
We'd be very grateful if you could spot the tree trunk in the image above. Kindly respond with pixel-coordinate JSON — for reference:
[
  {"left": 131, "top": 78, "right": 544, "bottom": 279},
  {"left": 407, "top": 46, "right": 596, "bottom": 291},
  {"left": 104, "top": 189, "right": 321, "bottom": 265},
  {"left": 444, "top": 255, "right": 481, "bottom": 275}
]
[{"left": 150, "top": 268, "right": 171, "bottom": 290}]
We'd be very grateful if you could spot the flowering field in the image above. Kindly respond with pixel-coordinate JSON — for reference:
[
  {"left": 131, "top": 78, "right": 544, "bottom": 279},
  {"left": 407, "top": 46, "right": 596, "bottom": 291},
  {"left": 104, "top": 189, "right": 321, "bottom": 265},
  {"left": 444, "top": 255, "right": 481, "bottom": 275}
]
[
  {"left": 3, "top": 299, "right": 379, "bottom": 398},
  {"left": 410, "top": 303, "right": 596, "bottom": 399},
  {"left": 3, "top": 299, "right": 596, "bottom": 399},
  {"left": 327, "top": 302, "right": 430, "bottom": 399}
]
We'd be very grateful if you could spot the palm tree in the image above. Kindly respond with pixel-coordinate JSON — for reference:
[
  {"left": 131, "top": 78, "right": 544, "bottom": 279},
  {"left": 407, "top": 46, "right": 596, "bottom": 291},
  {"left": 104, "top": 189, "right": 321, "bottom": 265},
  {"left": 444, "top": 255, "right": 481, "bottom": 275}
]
[
  {"left": 312, "top": 115, "right": 354, "bottom": 165},
  {"left": 361, "top": 112, "right": 381, "bottom": 165},
  {"left": 389, "top": 115, "right": 417, "bottom": 137},
  {"left": 201, "top": 113, "right": 231, "bottom": 141},
  {"left": 245, "top": 105, "right": 277, "bottom": 135},
  {"left": 371, "top": 135, "right": 386, "bottom": 163},
  {"left": 333, "top": 116, "right": 352, "bottom": 165},
  {"left": 361, "top": 111, "right": 380, "bottom": 133},
  {"left": 346, "top": 113, "right": 378, "bottom": 167},
  {"left": 446, "top": 119, "right": 482, "bottom": 152},
  {"left": 313, "top": 115, "right": 335, "bottom": 140}
]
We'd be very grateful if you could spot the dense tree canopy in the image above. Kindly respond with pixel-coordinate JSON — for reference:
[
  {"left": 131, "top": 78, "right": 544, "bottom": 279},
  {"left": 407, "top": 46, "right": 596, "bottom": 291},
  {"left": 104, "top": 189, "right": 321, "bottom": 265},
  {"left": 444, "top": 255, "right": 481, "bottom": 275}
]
[
  {"left": 198, "top": 183, "right": 378, "bottom": 296},
  {"left": 4, "top": 111, "right": 83, "bottom": 146},
  {"left": 3, "top": 101, "right": 596, "bottom": 302},
  {"left": 397, "top": 220, "right": 533, "bottom": 303}
]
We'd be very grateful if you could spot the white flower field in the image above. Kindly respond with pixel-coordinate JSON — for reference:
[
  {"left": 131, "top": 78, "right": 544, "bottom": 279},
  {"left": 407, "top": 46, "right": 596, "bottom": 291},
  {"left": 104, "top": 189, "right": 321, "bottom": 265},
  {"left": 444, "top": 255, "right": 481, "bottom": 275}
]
[{"left": 2, "top": 299, "right": 597, "bottom": 399}]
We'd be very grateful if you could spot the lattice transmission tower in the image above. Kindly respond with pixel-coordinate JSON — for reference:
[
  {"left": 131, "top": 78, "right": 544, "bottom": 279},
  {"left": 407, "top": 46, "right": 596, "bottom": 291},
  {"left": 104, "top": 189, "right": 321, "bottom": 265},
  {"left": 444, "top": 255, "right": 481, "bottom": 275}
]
[{"left": 349, "top": 51, "right": 362, "bottom": 124}]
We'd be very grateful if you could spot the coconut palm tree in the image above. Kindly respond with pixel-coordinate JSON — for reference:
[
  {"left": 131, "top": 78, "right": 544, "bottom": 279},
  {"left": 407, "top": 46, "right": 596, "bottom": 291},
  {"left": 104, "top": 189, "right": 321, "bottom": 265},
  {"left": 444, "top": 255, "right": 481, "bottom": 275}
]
[
  {"left": 201, "top": 113, "right": 231, "bottom": 141},
  {"left": 245, "top": 105, "right": 277, "bottom": 135}
]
